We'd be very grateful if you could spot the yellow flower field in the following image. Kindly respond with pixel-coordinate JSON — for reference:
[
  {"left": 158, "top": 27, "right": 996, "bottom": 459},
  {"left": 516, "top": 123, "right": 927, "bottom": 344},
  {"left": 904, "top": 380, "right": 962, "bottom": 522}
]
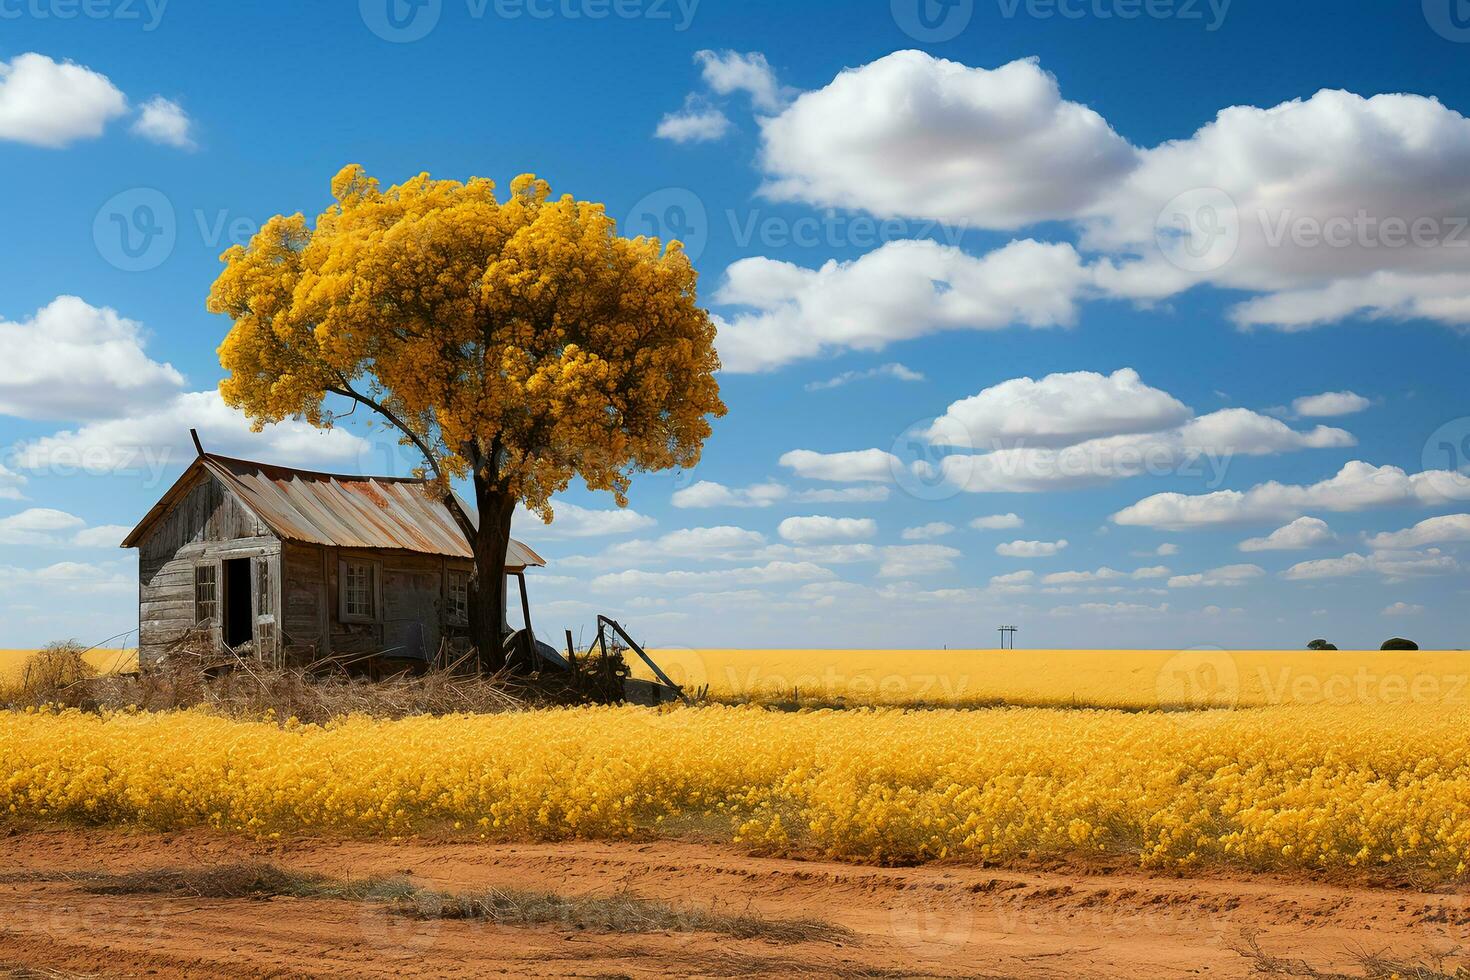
[
  {"left": 4, "top": 703, "right": 1469, "bottom": 880},
  {"left": 639, "top": 648, "right": 1470, "bottom": 709}
]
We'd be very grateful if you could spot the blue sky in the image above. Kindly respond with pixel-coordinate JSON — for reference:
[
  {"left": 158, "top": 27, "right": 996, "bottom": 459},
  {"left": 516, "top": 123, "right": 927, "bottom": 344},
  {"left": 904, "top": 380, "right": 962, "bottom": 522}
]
[{"left": 1, "top": 0, "right": 1468, "bottom": 649}]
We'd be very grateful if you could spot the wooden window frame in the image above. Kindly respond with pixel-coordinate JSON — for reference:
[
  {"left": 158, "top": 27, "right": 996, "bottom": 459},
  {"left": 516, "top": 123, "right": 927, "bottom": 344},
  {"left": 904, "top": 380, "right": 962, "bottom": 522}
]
[
  {"left": 446, "top": 568, "right": 470, "bottom": 627},
  {"left": 193, "top": 562, "right": 219, "bottom": 627},
  {"left": 338, "top": 557, "right": 381, "bottom": 624},
  {"left": 253, "top": 556, "right": 276, "bottom": 659}
]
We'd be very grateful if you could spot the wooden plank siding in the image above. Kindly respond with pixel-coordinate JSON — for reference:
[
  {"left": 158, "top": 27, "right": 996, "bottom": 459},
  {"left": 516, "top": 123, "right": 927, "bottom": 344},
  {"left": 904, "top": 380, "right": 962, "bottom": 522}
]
[
  {"left": 314, "top": 546, "right": 472, "bottom": 663},
  {"left": 135, "top": 473, "right": 281, "bottom": 663},
  {"left": 132, "top": 465, "right": 484, "bottom": 670},
  {"left": 280, "top": 541, "right": 327, "bottom": 663}
]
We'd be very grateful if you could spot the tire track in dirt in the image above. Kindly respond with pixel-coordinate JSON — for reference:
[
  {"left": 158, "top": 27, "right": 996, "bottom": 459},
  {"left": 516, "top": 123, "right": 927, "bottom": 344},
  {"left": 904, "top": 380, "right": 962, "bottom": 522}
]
[{"left": 1, "top": 829, "right": 1465, "bottom": 978}]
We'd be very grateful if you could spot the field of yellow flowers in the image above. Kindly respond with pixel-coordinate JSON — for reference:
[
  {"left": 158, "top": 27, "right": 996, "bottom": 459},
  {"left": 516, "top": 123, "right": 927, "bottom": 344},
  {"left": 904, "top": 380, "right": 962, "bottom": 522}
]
[
  {"left": 7, "top": 646, "right": 1466, "bottom": 710},
  {"left": 639, "top": 648, "right": 1470, "bottom": 709},
  {"left": 4, "top": 702, "right": 1469, "bottom": 880}
]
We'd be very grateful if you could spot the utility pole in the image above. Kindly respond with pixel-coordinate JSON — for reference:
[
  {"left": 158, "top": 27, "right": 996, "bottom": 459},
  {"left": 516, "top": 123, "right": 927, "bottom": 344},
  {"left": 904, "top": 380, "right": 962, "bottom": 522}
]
[{"left": 996, "top": 625, "right": 1018, "bottom": 649}]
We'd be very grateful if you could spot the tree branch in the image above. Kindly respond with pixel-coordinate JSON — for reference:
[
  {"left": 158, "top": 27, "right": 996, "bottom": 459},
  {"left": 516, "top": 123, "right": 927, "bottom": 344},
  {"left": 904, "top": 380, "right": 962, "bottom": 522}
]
[
  {"left": 326, "top": 378, "right": 479, "bottom": 543},
  {"left": 328, "top": 378, "right": 440, "bottom": 478}
]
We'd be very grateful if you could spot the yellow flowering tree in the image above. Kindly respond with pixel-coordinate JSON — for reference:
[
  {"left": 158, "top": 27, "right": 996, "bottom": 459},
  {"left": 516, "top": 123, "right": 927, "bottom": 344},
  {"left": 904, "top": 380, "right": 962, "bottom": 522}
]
[{"left": 207, "top": 165, "right": 725, "bottom": 669}]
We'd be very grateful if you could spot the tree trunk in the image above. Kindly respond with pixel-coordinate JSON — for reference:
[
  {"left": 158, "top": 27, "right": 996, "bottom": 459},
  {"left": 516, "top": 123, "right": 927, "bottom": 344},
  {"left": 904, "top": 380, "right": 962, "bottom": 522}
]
[{"left": 468, "top": 484, "right": 517, "bottom": 674}]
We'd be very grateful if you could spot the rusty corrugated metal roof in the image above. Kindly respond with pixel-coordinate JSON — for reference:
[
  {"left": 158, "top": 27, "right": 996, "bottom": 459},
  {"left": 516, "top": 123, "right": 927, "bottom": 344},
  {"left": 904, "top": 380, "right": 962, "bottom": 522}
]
[{"left": 123, "top": 453, "right": 545, "bottom": 569}]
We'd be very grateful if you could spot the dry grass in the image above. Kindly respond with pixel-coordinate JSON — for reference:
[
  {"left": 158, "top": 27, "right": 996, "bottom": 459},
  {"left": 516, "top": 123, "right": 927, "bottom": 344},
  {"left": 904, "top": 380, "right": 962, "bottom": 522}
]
[
  {"left": 7, "top": 862, "right": 848, "bottom": 945},
  {"left": 1, "top": 631, "right": 639, "bottom": 722},
  {"left": 1232, "top": 930, "right": 1468, "bottom": 978},
  {"left": 399, "top": 886, "right": 848, "bottom": 944},
  {"left": 5, "top": 643, "right": 97, "bottom": 704},
  {"left": 75, "top": 863, "right": 412, "bottom": 902},
  {"left": 93, "top": 649, "right": 527, "bottom": 723}
]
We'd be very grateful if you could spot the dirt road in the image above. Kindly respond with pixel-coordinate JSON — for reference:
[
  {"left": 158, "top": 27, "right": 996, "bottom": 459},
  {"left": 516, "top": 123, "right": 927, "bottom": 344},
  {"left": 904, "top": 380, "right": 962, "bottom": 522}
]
[{"left": 1, "top": 829, "right": 1464, "bottom": 978}]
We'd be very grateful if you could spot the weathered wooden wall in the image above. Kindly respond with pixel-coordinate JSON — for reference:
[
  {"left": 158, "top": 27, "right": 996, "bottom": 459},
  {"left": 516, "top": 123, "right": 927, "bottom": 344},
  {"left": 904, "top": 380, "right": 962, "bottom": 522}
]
[
  {"left": 137, "top": 472, "right": 266, "bottom": 563},
  {"left": 136, "top": 473, "right": 280, "bottom": 664},
  {"left": 135, "top": 471, "right": 480, "bottom": 669},
  {"left": 277, "top": 542, "right": 473, "bottom": 665}
]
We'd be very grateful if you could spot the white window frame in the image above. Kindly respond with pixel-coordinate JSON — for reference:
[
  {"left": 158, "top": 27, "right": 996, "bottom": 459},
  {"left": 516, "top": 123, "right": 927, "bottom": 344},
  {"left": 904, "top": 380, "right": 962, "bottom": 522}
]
[{"left": 338, "top": 557, "right": 380, "bottom": 624}]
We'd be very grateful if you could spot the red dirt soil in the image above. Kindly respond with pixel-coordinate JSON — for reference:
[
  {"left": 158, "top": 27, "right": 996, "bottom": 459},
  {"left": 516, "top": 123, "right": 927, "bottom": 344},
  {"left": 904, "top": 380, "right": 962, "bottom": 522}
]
[{"left": 0, "top": 829, "right": 1465, "bottom": 978}]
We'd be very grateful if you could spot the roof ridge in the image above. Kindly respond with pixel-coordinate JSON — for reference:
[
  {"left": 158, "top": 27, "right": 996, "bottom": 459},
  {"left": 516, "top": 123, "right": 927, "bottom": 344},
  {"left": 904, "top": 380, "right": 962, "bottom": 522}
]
[
  {"left": 124, "top": 452, "right": 545, "bottom": 567},
  {"left": 202, "top": 451, "right": 432, "bottom": 485}
]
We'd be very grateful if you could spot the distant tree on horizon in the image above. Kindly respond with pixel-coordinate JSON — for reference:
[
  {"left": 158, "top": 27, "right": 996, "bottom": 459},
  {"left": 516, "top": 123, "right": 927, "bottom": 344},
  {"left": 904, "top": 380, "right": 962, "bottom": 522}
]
[
  {"left": 1380, "top": 637, "right": 1419, "bottom": 651},
  {"left": 1307, "top": 638, "right": 1338, "bottom": 651}
]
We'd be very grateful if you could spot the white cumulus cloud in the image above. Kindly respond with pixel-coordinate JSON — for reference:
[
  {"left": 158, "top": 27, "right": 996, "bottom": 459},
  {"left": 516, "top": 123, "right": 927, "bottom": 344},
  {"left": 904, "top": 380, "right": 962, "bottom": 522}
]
[
  {"left": 0, "top": 297, "right": 184, "bottom": 420},
  {"left": 1167, "top": 564, "right": 1266, "bottom": 588},
  {"left": 779, "top": 448, "right": 898, "bottom": 483},
  {"left": 1084, "top": 88, "right": 1470, "bottom": 323},
  {"left": 514, "top": 500, "right": 656, "bottom": 539},
  {"left": 714, "top": 239, "right": 1100, "bottom": 372},
  {"left": 600, "top": 526, "right": 766, "bottom": 563},
  {"left": 1238, "top": 516, "right": 1334, "bottom": 552},
  {"left": 901, "top": 522, "right": 955, "bottom": 541},
  {"left": 592, "top": 561, "right": 834, "bottom": 591},
  {"left": 696, "top": 49, "right": 790, "bottom": 112},
  {"left": 805, "top": 362, "right": 925, "bottom": 392},
  {"left": 131, "top": 96, "right": 196, "bottom": 149},
  {"left": 989, "top": 569, "right": 1034, "bottom": 591},
  {"left": 0, "top": 560, "right": 133, "bottom": 595},
  {"left": 0, "top": 53, "right": 127, "bottom": 148},
  {"left": 0, "top": 508, "right": 83, "bottom": 544},
  {"left": 1042, "top": 565, "right": 1169, "bottom": 585},
  {"left": 996, "top": 538, "right": 1067, "bottom": 558},
  {"left": 878, "top": 543, "right": 962, "bottom": 578},
  {"left": 71, "top": 524, "right": 131, "bottom": 548},
  {"left": 938, "top": 407, "right": 1351, "bottom": 493},
  {"left": 759, "top": 52, "right": 1136, "bottom": 229},
  {"left": 1365, "top": 514, "right": 1470, "bottom": 551},
  {"left": 12, "top": 390, "right": 372, "bottom": 476},
  {"left": 654, "top": 97, "right": 731, "bottom": 143},
  {"left": 1050, "top": 601, "right": 1169, "bottom": 618},
  {"left": 723, "top": 52, "right": 1470, "bottom": 363},
  {"left": 1114, "top": 462, "right": 1470, "bottom": 530},
  {"left": 924, "top": 368, "right": 1190, "bottom": 449},
  {"left": 1281, "top": 550, "right": 1462, "bottom": 582},
  {"left": 790, "top": 370, "right": 1350, "bottom": 498},
  {"left": 777, "top": 515, "right": 876, "bottom": 544},
  {"left": 793, "top": 485, "right": 890, "bottom": 504},
  {"left": 1291, "top": 391, "right": 1371, "bottom": 418},
  {"left": 671, "top": 480, "right": 789, "bottom": 509},
  {"left": 0, "top": 509, "right": 130, "bottom": 548},
  {"left": 0, "top": 463, "right": 26, "bottom": 501}
]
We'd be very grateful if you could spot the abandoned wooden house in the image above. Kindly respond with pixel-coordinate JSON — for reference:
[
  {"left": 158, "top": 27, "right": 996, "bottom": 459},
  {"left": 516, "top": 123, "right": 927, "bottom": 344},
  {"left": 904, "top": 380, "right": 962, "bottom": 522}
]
[{"left": 121, "top": 445, "right": 546, "bottom": 669}]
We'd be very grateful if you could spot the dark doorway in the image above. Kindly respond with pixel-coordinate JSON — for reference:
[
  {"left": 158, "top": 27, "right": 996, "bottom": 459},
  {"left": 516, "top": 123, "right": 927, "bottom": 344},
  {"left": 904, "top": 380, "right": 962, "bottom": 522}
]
[{"left": 222, "top": 557, "right": 253, "bottom": 648}]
